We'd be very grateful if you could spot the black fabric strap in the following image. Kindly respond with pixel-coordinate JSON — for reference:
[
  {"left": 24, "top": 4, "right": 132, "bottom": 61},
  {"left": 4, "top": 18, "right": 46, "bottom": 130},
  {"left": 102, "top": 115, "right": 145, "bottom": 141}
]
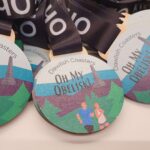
[
  {"left": 0, "top": 0, "right": 129, "bottom": 55},
  {"left": 99, "top": 0, "right": 150, "bottom": 13},
  {"left": 75, "top": 0, "right": 124, "bottom": 24},
  {"left": 0, "top": 0, "right": 36, "bottom": 19},
  {"left": 67, "top": 0, "right": 122, "bottom": 53},
  {"left": 45, "top": 0, "right": 82, "bottom": 55},
  {"left": 0, "top": 20, "right": 12, "bottom": 35},
  {"left": 14, "top": 0, "right": 49, "bottom": 49}
]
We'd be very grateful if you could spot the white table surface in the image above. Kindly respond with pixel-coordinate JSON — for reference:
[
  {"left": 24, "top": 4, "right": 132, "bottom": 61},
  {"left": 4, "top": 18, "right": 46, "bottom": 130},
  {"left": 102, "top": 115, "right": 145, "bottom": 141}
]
[{"left": 0, "top": 98, "right": 150, "bottom": 150}]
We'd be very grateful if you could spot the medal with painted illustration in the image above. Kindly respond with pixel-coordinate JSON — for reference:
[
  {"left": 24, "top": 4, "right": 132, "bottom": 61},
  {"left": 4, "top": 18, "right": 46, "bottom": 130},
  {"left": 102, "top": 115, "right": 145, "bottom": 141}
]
[
  {"left": 0, "top": 37, "right": 33, "bottom": 125},
  {"left": 33, "top": 53, "right": 124, "bottom": 134},
  {"left": 23, "top": 45, "right": 50, "bottom": 76},
  {"left": 107, "top": 15, "right": 150, "bottom": 103}
]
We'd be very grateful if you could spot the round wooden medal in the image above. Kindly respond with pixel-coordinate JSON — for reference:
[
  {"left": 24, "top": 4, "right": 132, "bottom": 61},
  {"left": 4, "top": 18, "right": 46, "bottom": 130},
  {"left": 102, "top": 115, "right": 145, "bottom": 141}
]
[
  {"left": 33, "top": 54, "right": 124, "bottom": 134},
  {"left": 0, "top": 37, "right": 33, "bottom": 125},
  {"left": 107, "top": 15, "right": 150, "bottom": 103}
]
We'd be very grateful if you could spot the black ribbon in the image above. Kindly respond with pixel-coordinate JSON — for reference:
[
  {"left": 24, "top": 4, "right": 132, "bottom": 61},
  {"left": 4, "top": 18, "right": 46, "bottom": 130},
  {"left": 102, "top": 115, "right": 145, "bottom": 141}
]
[
  {"left": 99, "top": 0, "right": 150, "bottom": 13},
  {"left": 75, "top": 0, "right": 124, "bottom": 24},
  {"left": 14, "top": 0, "right": 49, "bottom": 49},
  {"left": 0, "top": 0, "right": 127, "bottom": 55},
  {"left": 0, "top": 0, "right": 38, "bottom": 37},
  {"left": 45, "top": 0, "right": 82, "bottom": 55},
  {"left": 0, "top": 0, "right": 37, "bottom": 19},
  {"left": 67, "top": 0, "right": 123, "bottom": 53},
  {"left": 0, "top": 19, "right": 12, "bottom": 35}
]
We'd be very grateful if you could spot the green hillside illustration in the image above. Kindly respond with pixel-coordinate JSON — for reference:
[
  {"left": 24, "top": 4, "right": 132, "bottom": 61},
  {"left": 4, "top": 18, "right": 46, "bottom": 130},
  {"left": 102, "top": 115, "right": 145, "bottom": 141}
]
[
  {"left": 39, "top": 82, "right": 124, "bottom": 133},
  {"left": 0, "top": 83, "right": 30, "bottom": 125}
]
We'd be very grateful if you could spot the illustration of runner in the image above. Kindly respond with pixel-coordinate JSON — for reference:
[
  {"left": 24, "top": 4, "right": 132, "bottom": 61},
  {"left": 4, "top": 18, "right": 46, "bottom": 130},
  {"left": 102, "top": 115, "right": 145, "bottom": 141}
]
[
  {"left": 76, "top": 102, "right": 94, "bottom": 133},
  {"left": 94, "top": 102, "right": 109, "bottom": 130}
]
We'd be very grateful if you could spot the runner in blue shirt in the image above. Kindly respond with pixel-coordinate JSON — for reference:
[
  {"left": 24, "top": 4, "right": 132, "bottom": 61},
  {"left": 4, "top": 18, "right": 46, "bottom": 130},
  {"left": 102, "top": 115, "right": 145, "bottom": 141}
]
[{"left": 76, "top": 102, "right": 94, "bottom": 133}]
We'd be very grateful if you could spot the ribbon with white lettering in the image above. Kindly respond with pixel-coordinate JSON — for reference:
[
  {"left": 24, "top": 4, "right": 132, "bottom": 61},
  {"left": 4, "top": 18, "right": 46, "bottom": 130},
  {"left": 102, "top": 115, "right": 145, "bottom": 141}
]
[
  {"left": 0, "top": 0, "right": 40, "bottom": 42},
  {"left": 0, "top": 0, "right": 37, "bottom": 19},
  {"left": 14, "top": 0, "right": 49, "bottom": 49},
  {"left": 67, "top": 0, "right": 123, "bottom": 53},
  {"left": 0, "top": 0, "right": 126, "bottom": 54},
  {"left": 45, "top": 0, "right": 82, "bottom": 55},
  {"left": 74, "top": 0, "right": 124, "bottom": 24}
]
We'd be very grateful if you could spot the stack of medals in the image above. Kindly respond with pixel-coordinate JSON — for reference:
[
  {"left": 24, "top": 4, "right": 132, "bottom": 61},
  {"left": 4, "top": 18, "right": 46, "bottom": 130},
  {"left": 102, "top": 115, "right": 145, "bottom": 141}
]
[{"left": 0, "top": 0, "right": 150, "bottom": 135}]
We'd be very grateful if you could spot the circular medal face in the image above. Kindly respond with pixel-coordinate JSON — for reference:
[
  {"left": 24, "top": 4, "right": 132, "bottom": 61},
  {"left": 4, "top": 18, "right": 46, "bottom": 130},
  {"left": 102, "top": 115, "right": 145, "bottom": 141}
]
[
  {"left": 0, "top": 38, "right": 33, "bottom": 125},
  {"left": 24, "top": 45, "right": 50, "bottom": 75},
  {"left": 33, "top": 55, "right": 124, "bottom": 134},
  {"left": 108, "top": 16, "right": 150, "bottom": 103}
]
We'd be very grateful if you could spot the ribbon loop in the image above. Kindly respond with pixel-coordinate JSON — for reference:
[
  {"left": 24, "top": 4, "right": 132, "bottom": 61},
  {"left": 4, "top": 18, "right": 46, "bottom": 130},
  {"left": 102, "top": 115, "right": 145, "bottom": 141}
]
[
  {"left": 45, "top": 0, "right": 82, "bottom": 55},
  {"left": 0, "top": 20, "right": 12, "bottom": 35},
  {"left": 100, "top": 0, "right": 150, "bottom": 13},
  {"left": 67, "top": 0, "right": 123, "bottom": 53}
]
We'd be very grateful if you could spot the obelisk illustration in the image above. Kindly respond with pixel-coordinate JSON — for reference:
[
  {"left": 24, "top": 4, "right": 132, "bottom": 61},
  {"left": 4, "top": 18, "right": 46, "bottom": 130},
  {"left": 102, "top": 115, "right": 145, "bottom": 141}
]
[
  {"left": 1, "top": 56, "right": 16, "bottom": 85},
  {"left": 33, "top": 61, "right": 44, "bottom": 77},
  {"left": 90, "top": 65, "right": 105, "bottom": 87}
]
